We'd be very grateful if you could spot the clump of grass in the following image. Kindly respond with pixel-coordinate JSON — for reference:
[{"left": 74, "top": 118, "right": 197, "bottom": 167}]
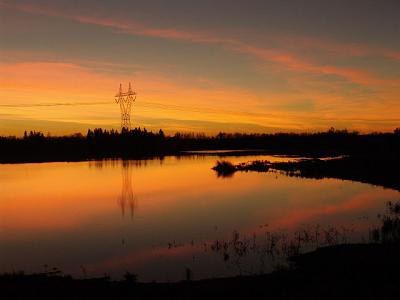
[{"left": 212, "top": 160, "right": 237, "bottom": 177}]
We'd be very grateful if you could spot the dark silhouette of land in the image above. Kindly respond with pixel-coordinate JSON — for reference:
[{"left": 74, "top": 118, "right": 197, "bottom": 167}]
[
  {"left": 213, "top": 155, "right": 400, "bottom": 191},
  {"left": 2, "top": 128, "right": 400, "bottom": 298},
  {"left": 0, "top": 127, "right": 399, "bottom": 163}
]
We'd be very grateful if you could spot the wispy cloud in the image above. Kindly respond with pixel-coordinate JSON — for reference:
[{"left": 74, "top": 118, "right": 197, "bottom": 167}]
[
  {"left": 232, "top": 44, "right": 400, "bottom": 87},
  {"left": 3, "top": 0, "right": 398, "bottom": 89},
  {"left": 1, "top": 60, "right": 399, "bottom": 134},
  {"left": 275, "top": 34, "right": 400, "bottom": 61},
  {"left": 2, "top": 1, "right": 400, "bottom": 133}
]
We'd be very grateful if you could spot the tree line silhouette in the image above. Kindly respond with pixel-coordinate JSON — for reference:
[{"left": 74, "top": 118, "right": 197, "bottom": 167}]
[{"left": 0, "top": 127, "right": 399, "bottom": 163}]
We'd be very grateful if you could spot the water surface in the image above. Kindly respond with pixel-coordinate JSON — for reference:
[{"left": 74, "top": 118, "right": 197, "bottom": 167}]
[{"left": 0, "top": 155, "right": 398, "bottom": 281}]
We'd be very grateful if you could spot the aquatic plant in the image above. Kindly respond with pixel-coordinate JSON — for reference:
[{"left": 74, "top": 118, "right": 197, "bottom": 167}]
[
  {"left": 370, "top": 201, "right": 400, "bottom": 243},
  {"left": 205, "top": 224, "right": 356, "bottom": 275}
]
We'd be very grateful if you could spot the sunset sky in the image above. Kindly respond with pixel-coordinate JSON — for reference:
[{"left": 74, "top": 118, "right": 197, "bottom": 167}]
[{"left": 1, "top": 0, "right": 399, "bottom": 135}]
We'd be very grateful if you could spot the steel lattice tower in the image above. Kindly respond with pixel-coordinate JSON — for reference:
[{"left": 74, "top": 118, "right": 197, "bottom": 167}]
[{"left": 115, "top": 82, "right": 136, "bottom": 130}]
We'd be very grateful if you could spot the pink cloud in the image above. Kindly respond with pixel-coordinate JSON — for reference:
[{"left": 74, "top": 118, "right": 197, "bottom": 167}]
[
  {"left": 384, "top": 50, "right": 400, "bottom": 61},
  {"left": 276, "top": 35, "right": 400, "bottom": 61},
  {"left": 231, "top": 44, "right": 397, "bottom": 87},
  {"left": 1, "top": 1, "right": 230, "bottom": 44},
  {"left": 2, "top": 1, "right": 399, "bottom": 89}
]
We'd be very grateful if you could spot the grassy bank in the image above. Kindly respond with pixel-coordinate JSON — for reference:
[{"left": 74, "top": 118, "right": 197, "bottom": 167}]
[{"left": 213, "top": 155, "right": 400, "bottom": 191}]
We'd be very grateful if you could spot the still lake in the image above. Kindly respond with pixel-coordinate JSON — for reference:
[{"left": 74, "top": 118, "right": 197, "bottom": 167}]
[{"left": 1, "top": 154, "right": 398, "bottom": 282}]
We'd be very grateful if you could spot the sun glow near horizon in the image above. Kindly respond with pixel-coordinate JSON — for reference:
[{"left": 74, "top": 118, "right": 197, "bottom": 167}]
[{"left": 1, "top": 0, "right": 400, "bottom": 136}]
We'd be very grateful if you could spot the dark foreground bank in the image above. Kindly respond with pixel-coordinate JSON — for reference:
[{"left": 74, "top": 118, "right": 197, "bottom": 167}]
[{"left": 2, "top": 243, "right": 400, "bottom": 300}]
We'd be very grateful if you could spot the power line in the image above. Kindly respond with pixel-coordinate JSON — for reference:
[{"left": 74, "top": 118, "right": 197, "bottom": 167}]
[
  {"left": 0, "top": 102, "right": 110, "bottom": 107},
  {"left": 1, "top": 99, "right": 399, "bottom": 123}
]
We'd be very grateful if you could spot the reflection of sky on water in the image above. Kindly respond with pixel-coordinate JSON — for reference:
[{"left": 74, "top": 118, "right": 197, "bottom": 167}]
[{"left": 0, "top": 155, "right": 398, "bottom": 281}]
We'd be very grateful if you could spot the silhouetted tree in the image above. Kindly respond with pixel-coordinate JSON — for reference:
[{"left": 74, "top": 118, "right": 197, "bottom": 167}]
[{"left": 1, "top": 127, "right": 400, "bottom": 163}]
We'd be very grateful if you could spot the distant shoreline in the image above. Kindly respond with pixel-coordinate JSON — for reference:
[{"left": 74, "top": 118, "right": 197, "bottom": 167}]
[
  {"left": 0, "top": 150, "right": 275, "bottom": 164},
  {"left": 1, "top": 127, "right": 399, "bottom": 164}
]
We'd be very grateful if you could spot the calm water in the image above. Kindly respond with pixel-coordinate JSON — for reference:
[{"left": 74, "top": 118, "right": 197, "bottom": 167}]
[{"left": 0, "top": 155, "right": 398, "bottom": 282}]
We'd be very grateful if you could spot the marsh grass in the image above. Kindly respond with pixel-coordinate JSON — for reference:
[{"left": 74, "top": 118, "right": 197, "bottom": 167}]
[
  {"left": 202, "top": 201, "right": 400, "bottom": 276},
  {"left": 370, "top": 201, "right": 400, "bottom": 243},
  {"left": 164, "top": 224, "right": 355, "bottom": 276}
]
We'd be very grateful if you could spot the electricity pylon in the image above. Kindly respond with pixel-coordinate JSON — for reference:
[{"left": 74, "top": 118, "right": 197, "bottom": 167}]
[{"left": 115, "top": 82, "right": 136, "bottom": 130}]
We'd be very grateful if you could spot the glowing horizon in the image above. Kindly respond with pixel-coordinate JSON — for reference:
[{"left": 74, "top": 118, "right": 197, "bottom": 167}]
[{"left": 1, "top": 0, "right": 400, "bottom": 136}]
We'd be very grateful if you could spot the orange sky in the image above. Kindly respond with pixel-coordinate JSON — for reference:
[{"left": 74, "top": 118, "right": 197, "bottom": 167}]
[{"left": 1, "top": 0, "right": 400, "bottom": 135}]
